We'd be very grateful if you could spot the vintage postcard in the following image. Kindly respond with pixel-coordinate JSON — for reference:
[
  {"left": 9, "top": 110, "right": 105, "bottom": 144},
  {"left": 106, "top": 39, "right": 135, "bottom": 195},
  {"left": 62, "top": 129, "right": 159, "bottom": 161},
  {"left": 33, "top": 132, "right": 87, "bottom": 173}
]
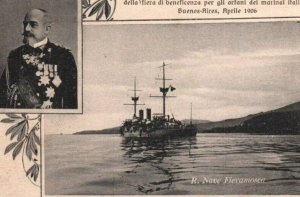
[
  {"left": 0, "top": 0, "right": 82, "bottom": 114},
  {"left": 1, "top": 0, "right": 300, "bottom": 196}
]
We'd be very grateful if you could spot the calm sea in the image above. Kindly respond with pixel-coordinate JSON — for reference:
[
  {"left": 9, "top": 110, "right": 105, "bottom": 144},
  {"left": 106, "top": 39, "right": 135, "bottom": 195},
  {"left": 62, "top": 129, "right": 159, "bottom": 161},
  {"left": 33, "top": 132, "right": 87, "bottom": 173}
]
[{"left": 45, "top": 134, "right": 300, "bottom": 195}]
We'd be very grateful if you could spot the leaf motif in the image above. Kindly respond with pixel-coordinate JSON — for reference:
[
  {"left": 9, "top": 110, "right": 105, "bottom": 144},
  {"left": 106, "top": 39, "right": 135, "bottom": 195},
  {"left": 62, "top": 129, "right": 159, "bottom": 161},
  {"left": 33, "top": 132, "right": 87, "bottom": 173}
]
[
  {"left": 6, "top": 120, "right": 26, "bottom": 135},
  {"left": 6, "top": 114, "right": 22, "bottom": 119},
  {"left": 27, "top": 164, "right": 40, "bottom": 182},
  {"left": 26, "top": 137, "right": 33, "bottom": 161},
  {"left": 1, "top": 118, "right": 15, "bottom": 123},
  {"left": 31, "top": 165, "right": 37, "bottom": 178},
  {"left": 34, "top": 173, "right": 38, "bottom": 181},
  {"left": 4, "top": 142, "right": 18, "bottom": 155},
  {"left": 96, "top": 7, "right": 104, "bottom": 20},
  {"left": 82, "top": 0, "right": 90, "bottom": 8},
  {"left": 33, "top": 165, "right": 39, "bottom": 181},
  {"left": 88, "top": 0, "right": 106, "bottom": 17},
  {"left": 30, "top": 134, "right": 38, "bottom": 156},
  {"left": 10, "top": 121, "right": 26, "bottom": 141},
  {"left": 104, "top": 1, "right": 111, "bottom": 19},
  {"left": 12, "top": 140, "right": 24, "bottom": 160},
  {"left": 33, "top": 132, "right": 40, "bottom": 146},
  {"left": 26, "top": 164, "right": 35, "bottom": 177},
  {"left": 17, "top": 123, "right": 26, "bottom": 141}
]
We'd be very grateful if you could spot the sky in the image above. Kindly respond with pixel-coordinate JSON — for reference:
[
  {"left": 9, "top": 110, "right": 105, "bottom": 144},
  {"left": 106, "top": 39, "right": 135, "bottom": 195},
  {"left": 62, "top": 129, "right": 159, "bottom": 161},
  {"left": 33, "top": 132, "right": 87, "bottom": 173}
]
[{"left": 45, "top": 21, "right": 300, "bottom": 134}]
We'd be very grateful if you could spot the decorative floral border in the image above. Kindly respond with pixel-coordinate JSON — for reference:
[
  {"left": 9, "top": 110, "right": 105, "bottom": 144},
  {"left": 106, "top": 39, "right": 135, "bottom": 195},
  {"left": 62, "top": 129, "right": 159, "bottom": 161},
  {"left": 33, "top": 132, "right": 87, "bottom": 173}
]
[
  {"left": 82, "top": 0, "right": 116, "bottom": 21},
  {"left": 1, "top": 114, "right": 41, "bottom": 186}
]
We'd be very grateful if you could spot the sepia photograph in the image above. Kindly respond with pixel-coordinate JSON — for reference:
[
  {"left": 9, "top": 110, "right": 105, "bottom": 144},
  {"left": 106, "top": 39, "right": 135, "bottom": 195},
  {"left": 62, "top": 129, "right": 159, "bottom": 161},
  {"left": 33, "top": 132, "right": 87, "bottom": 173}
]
[
  {"left": 0, "top": 0, "right": 82, "bottom": 113},
  {"left": 43, "top": 21, "right": 300, "bottom": 195}
]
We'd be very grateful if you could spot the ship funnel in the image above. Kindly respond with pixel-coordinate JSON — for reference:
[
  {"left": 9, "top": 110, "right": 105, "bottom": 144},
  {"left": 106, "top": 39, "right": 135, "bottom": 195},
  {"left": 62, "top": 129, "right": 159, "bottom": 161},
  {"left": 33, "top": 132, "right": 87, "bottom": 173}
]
[
  {"left": 139, "top": 109, "right": 144, "bottom": 120},
  {"left": 146, "top": 108, "right": 151, "bottom": 120}
]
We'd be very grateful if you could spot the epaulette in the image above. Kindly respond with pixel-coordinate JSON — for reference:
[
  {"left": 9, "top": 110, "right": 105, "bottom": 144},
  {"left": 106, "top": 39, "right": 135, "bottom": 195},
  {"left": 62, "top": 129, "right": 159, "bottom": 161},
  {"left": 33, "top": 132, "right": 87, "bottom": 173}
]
[
  {"left": 48, "top": 42, "right": 72, "bottom": 54},
  {"left": 8, "top": 45, "right": 26, "bottom": 57}
]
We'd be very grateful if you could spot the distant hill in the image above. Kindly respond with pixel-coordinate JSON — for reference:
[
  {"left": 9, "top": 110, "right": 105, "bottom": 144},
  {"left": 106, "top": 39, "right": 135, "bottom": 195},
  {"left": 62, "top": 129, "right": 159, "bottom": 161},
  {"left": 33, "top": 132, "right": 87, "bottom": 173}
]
[
  {"left": 198, "top": 101, "right": 300, "bottom": 134},
  {"left": 74, "top": 127, "right": 120, "bottom": 135},
  {"left": 74, "top": 101, "right": 300, "bottom": 135},
  {"left": 181, "top": 119, "right": 211, "bottom": 125},
  {"left": 272, "top": 101, "right": 300, "bottom": 113},
  {"left": 195, "top": 114, "right": 260, "bottom": 131}
]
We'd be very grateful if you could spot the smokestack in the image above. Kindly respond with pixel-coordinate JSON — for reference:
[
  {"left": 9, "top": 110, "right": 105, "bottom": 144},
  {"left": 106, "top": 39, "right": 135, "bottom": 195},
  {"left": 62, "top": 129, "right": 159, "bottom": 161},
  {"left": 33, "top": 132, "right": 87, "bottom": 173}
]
[
  {"left": 146, "top": 108, "right": 151, "bottom": 120},
  {"left": 139, "top": 109, "right": 144, "bottom": 120}
]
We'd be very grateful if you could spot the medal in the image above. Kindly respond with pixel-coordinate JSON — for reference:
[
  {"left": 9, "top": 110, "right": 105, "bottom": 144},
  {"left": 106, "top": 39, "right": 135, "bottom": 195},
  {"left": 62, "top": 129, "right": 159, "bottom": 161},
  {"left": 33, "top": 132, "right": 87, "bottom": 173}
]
[
  {"left": 41, "top": 99, "right": 52, "bottom": 109},
  {"left": 46, "top": 87, "right": 55, "bottom": 99},
  {"left": 44, "top": 64, "right": 49, "bottom": 76},
  {"left": 38, "top": 63, "right": 44, "bottom": 71},
  {"left": 53, "top": 76, "right": 62, "bottom": 87},
  {"left": 49, "top": 64, "right": 54, "bottom": 78},
  {"left": 23, "top": 54, "right": 29, "bottom": 59},
  {"left": 52, "top": 65, "right": 62, "bottom": 87},
  {"left": 36, "top": 71, "right": 43, "bottom": 77},
  {"left": 40, "top": 75, "right": 50, "bottom": 86}
]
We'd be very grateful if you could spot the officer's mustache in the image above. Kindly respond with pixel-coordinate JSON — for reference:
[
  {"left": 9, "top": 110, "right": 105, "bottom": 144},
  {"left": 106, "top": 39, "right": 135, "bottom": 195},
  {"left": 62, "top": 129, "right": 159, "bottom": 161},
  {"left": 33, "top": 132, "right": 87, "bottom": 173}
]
[
  {"left": 22, "top": 32, "right": 35, "bottom": 44},
  {"left": 22, "top": 32, "right": 34, "bottom": 37}
]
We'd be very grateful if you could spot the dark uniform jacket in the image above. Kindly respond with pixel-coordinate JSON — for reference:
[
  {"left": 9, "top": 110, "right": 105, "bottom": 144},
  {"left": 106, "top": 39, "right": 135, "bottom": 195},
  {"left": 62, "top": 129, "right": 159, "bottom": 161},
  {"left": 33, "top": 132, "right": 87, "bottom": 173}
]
[{"left": 0, "top": 41, "right": 77, "bottom": 109}]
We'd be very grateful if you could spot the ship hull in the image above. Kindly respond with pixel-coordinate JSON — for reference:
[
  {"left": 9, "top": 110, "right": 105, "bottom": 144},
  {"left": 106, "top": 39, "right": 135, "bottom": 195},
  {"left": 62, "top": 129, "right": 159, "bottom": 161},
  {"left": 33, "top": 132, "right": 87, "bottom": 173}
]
[{"left": 122, "top": 126, "right": 197, "bottom": 138}]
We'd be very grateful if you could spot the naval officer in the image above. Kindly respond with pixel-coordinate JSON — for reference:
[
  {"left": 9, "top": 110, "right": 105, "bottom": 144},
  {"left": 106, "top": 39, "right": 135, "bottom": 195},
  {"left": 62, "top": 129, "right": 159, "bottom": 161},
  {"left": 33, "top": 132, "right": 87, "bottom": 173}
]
[{"left": 0, "top": 8, "right": 77, "bottom": 109}]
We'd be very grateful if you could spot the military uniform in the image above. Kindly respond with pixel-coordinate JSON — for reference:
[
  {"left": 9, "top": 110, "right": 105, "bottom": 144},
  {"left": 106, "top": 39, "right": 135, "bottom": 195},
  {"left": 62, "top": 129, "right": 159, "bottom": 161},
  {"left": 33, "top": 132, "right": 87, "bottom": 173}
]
[{"left": 0, "top": 40, "right": 77, "bottom": 109}]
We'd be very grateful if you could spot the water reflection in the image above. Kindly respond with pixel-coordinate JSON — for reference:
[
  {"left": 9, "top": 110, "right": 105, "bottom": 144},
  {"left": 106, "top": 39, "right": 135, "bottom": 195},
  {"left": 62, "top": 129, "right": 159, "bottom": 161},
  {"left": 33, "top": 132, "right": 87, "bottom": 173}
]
[
  {"left": 120, "top": 137, "right": 197, "bottom": 194},
  {"left": 45, "top": 134, "right": 300, "bottom": 195},
  {"left": 119, "top": 135, "right": 300, "bottom": 194}
]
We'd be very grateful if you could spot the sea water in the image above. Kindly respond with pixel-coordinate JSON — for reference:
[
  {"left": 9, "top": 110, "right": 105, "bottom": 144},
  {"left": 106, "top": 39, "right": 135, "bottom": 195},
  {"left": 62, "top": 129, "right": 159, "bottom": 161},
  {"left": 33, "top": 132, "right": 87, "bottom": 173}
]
[{"left": 45, "top": 133, "right": 300, "bottom": 195}]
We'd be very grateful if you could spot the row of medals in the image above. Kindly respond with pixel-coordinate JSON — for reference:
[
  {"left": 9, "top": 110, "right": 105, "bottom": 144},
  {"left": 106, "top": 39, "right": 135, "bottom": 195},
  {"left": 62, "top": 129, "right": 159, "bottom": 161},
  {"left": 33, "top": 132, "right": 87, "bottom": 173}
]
[{"left": 36, "top": 63, "right": 62, "bottom": 88}]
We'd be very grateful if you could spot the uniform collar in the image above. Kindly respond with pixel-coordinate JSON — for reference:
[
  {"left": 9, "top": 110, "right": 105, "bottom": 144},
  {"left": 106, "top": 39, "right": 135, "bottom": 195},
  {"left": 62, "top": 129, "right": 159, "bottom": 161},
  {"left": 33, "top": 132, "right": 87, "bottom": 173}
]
[
  {"left": 24, "top": 39, "right": 53, "bottom": 54},
  {"left": 33, "top": 37, "right": 48, "bottom": 49}
]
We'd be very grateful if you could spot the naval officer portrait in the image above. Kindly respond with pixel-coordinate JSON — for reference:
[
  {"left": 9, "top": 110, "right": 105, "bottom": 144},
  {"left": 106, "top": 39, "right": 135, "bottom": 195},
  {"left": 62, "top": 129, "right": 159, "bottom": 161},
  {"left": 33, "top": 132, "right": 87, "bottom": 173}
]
[{"left": 0, "top": 8, "right": 77, "bottom": 109}]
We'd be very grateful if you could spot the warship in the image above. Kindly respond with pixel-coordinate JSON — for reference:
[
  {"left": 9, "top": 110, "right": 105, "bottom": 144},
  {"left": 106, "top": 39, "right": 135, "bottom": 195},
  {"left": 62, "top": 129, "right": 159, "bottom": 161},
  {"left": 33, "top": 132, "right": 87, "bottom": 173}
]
[{"left": 120, "top": 62, "right": 197, "bottom": 138}]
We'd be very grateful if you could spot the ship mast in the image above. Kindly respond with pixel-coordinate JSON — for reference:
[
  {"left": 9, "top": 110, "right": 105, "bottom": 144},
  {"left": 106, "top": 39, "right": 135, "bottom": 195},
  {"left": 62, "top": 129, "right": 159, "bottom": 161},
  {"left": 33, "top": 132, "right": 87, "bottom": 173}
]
[
  {"left": 162, "top": 63, "right": 166, "bottom": 117},
  {"left": 124, "top": 77, "right": 144, "bottom": 117},
  {"left": 190, "top": 103, "right": 193, "bottom": 125},
  {"left": 151, "top": 62, "right": 176, "bottom": 118}
]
